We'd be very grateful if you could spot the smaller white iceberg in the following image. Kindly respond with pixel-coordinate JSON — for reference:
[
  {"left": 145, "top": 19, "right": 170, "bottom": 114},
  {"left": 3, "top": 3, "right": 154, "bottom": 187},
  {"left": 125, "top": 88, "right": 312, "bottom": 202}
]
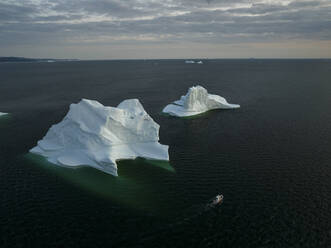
[
  {"left": 30, "top": 99, "right": 169, "bottom": 176},
  {"left": 162, "top": 85, "right": 240, "bottom": 117},
  {"left": 0, "top": 112, "right": 7, "bottom": 117},
  {"left": 196, "top": 61, "right": 203, "bottom": 64},
  {"left": 185, "top": 60, "right": 195, "bottom": 64}
]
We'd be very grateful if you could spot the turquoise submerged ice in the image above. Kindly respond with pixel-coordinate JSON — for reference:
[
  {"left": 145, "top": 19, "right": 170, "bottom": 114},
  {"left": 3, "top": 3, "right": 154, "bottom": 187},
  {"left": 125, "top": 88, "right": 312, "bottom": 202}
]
[
  {"left": 30, "top": 99, "right": 169, "bottom": 176},
  {"left": 162, "top": 85, "right": 240, "bottom": 117}
]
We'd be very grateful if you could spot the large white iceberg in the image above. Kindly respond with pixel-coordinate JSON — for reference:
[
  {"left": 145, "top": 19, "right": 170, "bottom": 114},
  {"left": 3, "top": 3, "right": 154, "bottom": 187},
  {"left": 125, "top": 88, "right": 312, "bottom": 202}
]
[
  {"left": 30, "top": 99, "right": 169, "bottom": 176},
  {"left": 162, "top": 85, "right": 240, "bottom": 117},
  {"left": 0, "top": 112, "right": 7, "bottom": 116}
]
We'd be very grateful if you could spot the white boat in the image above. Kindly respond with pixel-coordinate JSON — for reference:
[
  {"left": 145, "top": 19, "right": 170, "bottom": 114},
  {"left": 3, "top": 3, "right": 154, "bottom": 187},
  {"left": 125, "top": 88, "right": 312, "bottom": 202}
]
[{"left": 208, "top": 194, "right": 223, "bottom": 207}]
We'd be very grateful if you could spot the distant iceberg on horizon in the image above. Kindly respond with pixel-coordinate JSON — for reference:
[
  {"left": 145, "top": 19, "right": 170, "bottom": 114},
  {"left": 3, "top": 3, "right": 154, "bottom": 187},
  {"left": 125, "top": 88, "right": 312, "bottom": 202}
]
[
  {"left": 185, "top": 60, "right": 203, "bottom": 64},
  {"left": 0, "top": 112, "right": 7, "bottom": 116},
  {"left": 162, "top": 85, "right": 240, "bottom": 117},
  {"left": 30, "top": 99, "right": 169, "bottom": 176}
]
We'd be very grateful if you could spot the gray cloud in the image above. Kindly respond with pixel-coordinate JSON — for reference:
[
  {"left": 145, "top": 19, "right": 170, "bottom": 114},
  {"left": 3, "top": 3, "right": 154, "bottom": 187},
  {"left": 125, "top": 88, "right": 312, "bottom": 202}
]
[
  {"left": 0, "top": 0, "right": 330, "bottom": 58},
  {"left": 0, "top": 2, "right": 37, "bottom": 21}
]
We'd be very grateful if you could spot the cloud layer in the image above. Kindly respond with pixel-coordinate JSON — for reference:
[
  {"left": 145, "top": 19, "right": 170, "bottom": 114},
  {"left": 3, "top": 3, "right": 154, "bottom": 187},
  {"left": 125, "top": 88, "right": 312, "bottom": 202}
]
[{"left": 0, "top": 0, "right": 330, "bottom": 58}]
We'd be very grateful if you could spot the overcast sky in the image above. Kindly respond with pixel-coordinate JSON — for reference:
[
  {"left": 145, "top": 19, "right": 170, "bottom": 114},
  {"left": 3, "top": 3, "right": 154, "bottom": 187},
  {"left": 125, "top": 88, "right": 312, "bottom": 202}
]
[{"left": 0, "top": 0, "right": 330, "bottom": 59}]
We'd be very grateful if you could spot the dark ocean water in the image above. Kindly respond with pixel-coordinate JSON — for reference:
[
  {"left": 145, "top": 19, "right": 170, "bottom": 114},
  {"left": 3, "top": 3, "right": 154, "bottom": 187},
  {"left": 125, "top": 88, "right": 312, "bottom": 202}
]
[{"left": 0, "top": 59, "right": 331, "bottom": 247}]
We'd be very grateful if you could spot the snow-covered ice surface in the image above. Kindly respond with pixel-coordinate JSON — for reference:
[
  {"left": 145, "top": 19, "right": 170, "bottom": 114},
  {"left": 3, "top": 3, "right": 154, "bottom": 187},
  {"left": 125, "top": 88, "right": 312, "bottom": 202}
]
[
  {"left": 30, "top": 99, "right": 169, "bottom": 176},
  {"left": 163, "top": 85, "right": 240, "bottom": 117},
  {"left": 0, "top": 112, "right": 7, "bottom": 117}
]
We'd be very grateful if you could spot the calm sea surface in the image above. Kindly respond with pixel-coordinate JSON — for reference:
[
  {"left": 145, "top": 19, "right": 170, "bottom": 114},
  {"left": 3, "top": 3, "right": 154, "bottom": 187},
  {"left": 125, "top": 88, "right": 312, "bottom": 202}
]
[{"left": 0, "top": 59, "right": 331, "bottom": 247}]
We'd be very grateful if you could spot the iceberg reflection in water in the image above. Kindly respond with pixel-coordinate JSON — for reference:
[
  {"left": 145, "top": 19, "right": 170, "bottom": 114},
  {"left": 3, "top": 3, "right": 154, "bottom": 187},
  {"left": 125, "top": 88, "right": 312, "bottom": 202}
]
[{"left": 25, "top": 153, "right": 176, "bottom": 213}]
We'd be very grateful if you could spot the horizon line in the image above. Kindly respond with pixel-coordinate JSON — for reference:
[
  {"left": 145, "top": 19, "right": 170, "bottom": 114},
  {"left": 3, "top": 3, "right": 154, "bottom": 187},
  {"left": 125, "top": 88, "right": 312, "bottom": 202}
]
[{"left": 1, "top": 56, "right": 331, "bottom": 61}]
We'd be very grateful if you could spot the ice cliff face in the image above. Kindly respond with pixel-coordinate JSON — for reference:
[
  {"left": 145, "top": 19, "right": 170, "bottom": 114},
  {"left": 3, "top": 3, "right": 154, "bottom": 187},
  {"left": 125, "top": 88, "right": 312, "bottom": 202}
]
[
  {"left": 163, "top": 85, "right": 240, "bottom": 117},
  {"left": 30, "top": 99, "right": 169, "bottom": 176}
]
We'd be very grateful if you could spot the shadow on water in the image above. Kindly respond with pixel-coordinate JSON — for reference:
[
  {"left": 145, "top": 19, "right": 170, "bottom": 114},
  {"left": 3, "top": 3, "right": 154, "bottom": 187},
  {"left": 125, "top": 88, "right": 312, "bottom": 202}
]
[
  {"left": 160, "top": 108, "right": 239, "bottom": 119},
  {"left": 24, "top": 153, "right": 178, "bottom": 214},
  {"left": 160, "top": 111, "right": 210, "bottom": 119}
]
